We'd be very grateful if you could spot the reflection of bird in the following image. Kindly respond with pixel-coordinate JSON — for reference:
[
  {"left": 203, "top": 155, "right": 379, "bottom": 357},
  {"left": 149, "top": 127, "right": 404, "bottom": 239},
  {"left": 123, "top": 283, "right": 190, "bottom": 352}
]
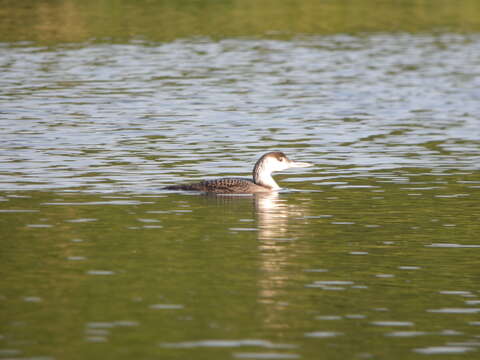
[{"left": 164, "top": 152, "right": 312, "bottom": 194}]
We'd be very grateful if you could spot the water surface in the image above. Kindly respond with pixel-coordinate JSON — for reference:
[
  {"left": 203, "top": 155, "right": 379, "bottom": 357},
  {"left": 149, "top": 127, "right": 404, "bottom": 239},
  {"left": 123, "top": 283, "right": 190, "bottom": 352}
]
[
  {"left": 1, "top": 7, "right": 480, "bottom": 360},
  {"left": 1, "top": 0, "right": 480, "bottom": 43}
]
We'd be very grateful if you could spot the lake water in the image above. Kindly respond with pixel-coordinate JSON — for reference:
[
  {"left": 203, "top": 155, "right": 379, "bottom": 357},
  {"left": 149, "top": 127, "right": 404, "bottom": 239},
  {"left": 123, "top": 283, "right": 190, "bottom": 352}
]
[{"left": 1, "top": 2, "right": 480, "bottom": 360}]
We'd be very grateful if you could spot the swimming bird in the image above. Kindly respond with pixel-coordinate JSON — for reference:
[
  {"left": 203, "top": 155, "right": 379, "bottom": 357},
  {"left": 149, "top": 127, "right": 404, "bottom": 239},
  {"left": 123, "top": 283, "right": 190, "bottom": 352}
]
[{"left": 164, "top": 151, "right": 312, "bottom": 194}]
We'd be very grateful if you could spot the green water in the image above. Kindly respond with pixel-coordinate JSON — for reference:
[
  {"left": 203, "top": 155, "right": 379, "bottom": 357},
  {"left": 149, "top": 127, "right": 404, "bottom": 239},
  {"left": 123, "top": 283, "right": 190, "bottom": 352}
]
[
  {"left": 1, "top": 0, "right": 480, "bottom": 43},
  {"left": 1, "top": 1, "right": 480, "bottom": 359},
  {"left": 2, "top": 172, "right": 480, "bottom": 359}
]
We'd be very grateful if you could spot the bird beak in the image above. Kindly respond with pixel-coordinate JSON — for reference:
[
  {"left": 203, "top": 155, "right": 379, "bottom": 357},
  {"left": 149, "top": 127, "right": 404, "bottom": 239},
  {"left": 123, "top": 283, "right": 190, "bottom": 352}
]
[{"left": 288, "top": 160, "right": 313, "bottom": 168}]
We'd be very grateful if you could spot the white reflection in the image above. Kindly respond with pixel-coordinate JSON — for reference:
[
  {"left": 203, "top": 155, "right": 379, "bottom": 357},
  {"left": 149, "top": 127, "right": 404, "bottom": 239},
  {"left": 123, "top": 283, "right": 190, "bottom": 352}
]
[
  {"left": 203, "top": 191, "right": 311, "bottom": 331},
  {"left": 254, "top": 192, "right": 310, "bottom": 331},
  {"left": 255, "top": 192, "right": 309, "bottom": 241}
]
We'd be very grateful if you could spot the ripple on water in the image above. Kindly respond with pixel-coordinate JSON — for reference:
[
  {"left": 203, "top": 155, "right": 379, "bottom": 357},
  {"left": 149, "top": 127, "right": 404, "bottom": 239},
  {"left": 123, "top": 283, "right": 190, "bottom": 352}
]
[
  {"left": 149, "top": 304, "right": 184, "bottom": 310},
  {"left": 310, "top": 281, "right": 354, "bottom": 285},
  {"left": 465, "top": 300, "right": 480, "bottom": 305},
  {"left": 67, "top": 256, "right": 86, "bottom": 261},
  {"left": 371, "top": 321, "right": 414, "bottom": 327},
  {"left": 447, "top": 341, "right": 480, "bottom": 347},
  {"left": 386, "top": 331, "right": 427, "bottom": 337},
  {"left": 87, "top": 321, "right": 138, "bottom": 328},
  {"left": 427, "top": 308, "right": 480, "bottom": 314},
  {"left": 414, "top": 346, "right": 474, "bottom": 354},
  {"left": 344, "top": 314, "right": 366, "bottom": 319},
  {"left": 160, "top": 340, "right": 296, "bottom": 349},
  {"left": 233, "top": 353, "right": 300, "bottom": 359},
  {"left": 426, "top": 243, "right": 480, "bottom": 248},
  {"left": 85, "top": 329, "right": 110, "bottom": 336},
  {"left": 86, "top": 322, "right": 115, "bottom": 328},
  {"left": 398, "top": 266, "right": 421, "bottom": 270},
  {"left": 23, "top": 296, "right": 42, "bottom": 302},
  {"left": 438, "top": 330, "right": 463, "bottom": 336},
  {"left": 229, "top": 228, "right": 259, "bottom": 231},
  {"left": 66, "top": 218, "right": 97, "bottom": 223},
  {"left": 0, "top": 349, "right": 22, "bottom": 356},
  {"left": 114, "top": 321, "right": 139, "bottom": 327},
  {"left": 304, "top": 331, "right": 342, "bottom": 338},
  {"left": 85, "top": 336, "right": 108, "bottom": 343},
  {"left": 439, "top": 290, "right": 472, "bottom": 296},
  {"left": 316, "top": 315, "right": 343, "bottom": 320},
  {"left": 86, "top": 270, "right": 115, "bottom": 275},
  {"left": 305, "top": 280, "right": 353, "bottom": 290},
  {"left": 42, "top": 200, "right": 146, "bottom": 205}
]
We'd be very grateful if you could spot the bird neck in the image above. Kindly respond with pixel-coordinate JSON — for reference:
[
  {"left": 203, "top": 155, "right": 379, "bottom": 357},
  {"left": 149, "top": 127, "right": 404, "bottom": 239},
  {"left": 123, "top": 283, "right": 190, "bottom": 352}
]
[{"left": 252, "top": 162, "right": 280, "bottom": 190}]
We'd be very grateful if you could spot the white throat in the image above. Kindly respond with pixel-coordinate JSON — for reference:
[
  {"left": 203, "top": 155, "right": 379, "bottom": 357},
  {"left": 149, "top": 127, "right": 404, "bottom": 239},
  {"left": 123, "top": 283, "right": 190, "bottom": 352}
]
[
  {"left": 253, "top": 162, "right": 280, "bottom": 190},
  {"left": 255, "top": 172, "right": 280, "bottom": 190}
]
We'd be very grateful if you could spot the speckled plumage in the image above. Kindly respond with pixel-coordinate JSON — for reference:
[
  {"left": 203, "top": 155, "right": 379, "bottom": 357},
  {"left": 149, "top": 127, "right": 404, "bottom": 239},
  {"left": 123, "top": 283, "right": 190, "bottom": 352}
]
[{"left": 164, "top": 177, "right": 270, "bottom": 194}]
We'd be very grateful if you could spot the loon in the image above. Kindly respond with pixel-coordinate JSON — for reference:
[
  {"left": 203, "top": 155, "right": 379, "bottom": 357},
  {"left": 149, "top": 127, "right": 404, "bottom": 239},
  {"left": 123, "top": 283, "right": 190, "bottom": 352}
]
[{"left": 164, "top": 151, "right": 312, "bottom": 194}]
